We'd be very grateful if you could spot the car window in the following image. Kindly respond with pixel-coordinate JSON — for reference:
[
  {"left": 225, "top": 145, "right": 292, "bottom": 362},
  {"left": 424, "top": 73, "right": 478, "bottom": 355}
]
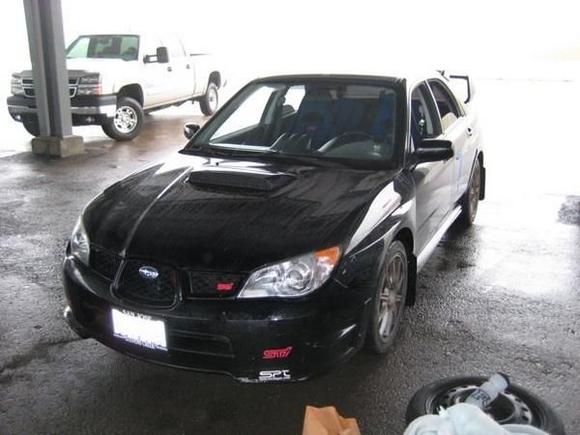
[
  {"left": 410, "top": 84, "right": 438, "bottom": 145},
  {"left": 189, "top": 80, "right": 402, "bottom": 167},
  {"left": 428, "top": 80, "right": 462, "bottom": 131}
]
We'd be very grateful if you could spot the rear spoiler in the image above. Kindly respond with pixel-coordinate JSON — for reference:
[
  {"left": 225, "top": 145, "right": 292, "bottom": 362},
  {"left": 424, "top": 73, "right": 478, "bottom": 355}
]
[{"left": 437, "top": 71, "right": 475, "bottom": 104}]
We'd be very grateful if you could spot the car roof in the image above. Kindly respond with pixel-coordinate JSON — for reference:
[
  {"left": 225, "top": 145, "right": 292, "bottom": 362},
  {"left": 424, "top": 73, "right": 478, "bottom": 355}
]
[{"left": 253, "top": 69, "right": 446, "bottom": 89}]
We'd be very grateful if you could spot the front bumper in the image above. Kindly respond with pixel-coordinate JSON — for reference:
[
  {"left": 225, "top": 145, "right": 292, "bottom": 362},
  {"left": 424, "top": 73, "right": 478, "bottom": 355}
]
[
  {"left": 7, "top": 94, "right": 117, "bottom": 124},
  {"left": 63, "top": 257, "right": 370, "bottom": 382}
]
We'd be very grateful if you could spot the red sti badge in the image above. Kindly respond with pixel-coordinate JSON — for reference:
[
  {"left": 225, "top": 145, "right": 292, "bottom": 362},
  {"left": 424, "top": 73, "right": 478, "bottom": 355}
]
[{"left": 262, "top": 346, "right": 293, "bottom": 360}]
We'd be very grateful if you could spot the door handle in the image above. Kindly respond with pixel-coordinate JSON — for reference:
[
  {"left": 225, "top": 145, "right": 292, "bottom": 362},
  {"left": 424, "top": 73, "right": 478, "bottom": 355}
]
[
  {"left": 467, "top": 127, "right": 474, "bottom": 137},
  {"left": 185, "top": 64, "right": 191, "bottom": 69},
  {"left": 167, "top": 66, "right": 173, "bottom": 72}
]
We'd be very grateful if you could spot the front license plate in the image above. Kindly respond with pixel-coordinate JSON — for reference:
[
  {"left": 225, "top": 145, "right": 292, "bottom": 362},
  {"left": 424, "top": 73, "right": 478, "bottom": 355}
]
[{"left": 111, "top": 308, "right": 167, "bottom": 351}]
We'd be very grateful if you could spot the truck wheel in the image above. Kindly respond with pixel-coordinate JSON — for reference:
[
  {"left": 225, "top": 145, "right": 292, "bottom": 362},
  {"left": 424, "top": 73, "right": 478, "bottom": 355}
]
[
  {"left": 22, "top": 118, "right": 40, "bottom": 137},
  {"left": 458, "top": 158, "right": 481, "bottom": 227},
  {"left": 366, "top": 240, "right": 408, "bottom": 354},
  {"left": 199, "top": 82, "right": 219, "bottom": 116},
  {"left": 102, "top": 97, "right": 144, "bottom": 141}
]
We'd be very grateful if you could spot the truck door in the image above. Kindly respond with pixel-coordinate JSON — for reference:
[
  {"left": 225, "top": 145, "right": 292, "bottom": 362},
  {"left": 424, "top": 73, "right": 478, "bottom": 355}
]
[
  {"left": 162, "top": 35, "right": 195, "bottom": 101},
  {"left": 141, "top": 35, "right": 173, "bottom": 108}
]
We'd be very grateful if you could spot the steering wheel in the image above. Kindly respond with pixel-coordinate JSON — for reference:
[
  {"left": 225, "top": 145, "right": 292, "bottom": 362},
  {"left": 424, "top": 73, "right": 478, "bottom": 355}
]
[{"left": 318, "top": 132, "right": 374, "bottom": 153}]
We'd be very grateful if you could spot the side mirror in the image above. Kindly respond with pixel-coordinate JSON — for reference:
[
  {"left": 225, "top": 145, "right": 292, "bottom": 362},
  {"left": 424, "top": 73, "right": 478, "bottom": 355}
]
[
  {"left": 156, "top": 46, "right": 169, "bottom": 64},
  {"left": 416, "top": 138, "right": 454, "bottom": 163},
  {"left": 144, "top": 47, "right": 169, "bottom": 64},
  {"left": 184, "top": 123, "right": 200, "bottom": 140}
]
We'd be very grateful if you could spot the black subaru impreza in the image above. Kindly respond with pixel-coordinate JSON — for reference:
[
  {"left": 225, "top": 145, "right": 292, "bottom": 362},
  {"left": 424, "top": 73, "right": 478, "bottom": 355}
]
[{"left": 63, "top": 72, "right": 485, "bottom": 382}]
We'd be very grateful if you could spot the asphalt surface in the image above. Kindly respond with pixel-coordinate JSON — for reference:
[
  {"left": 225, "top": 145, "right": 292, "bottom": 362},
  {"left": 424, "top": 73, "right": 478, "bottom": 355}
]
[{"left": 1, "top": 81, "right": 579, "bottom": 435}]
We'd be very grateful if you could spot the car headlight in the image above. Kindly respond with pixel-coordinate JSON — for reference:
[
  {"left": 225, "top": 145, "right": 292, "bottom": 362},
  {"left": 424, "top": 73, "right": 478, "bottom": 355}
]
[
  {"left": 77, "top": 74, "right": 101, "bottom": 95},
  {"left": 238, "top": 247, "right": 341, "bottom": 298},
  {"left": 11, "top": 75, "right": 24, "bottom": 95},
  {"left": 70, "top": 217, "right": 90, "bottom": 265}
]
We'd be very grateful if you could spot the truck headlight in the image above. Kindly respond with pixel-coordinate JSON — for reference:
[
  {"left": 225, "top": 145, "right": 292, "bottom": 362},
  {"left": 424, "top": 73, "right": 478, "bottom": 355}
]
[
  {"left": 77, "top": 74, "right": 101, "bottom": 95},
  {"left": 11, "top": 75, "right": 24, "bottom": 96},
  {"left": 238, "top": 247, "right": 341, "bottom": 298},
  {"left": 70, "top": 217, "right": 90, "bottom": 265}
]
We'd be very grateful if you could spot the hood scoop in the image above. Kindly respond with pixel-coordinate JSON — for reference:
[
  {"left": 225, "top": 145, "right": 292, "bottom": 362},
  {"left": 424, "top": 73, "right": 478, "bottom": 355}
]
[{"left": 186, "top": 168, "right": 295, "bottom": 193}]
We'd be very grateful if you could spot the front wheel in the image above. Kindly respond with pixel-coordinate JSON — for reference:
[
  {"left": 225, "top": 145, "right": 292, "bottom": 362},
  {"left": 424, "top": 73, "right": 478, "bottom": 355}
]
[
  {"left": 366, "top": 240, "right": 408, "bottom": 354},
  {"left": 199, "top": 82, "right": 219, "bottom": 116},
  {"left": 406, "top": 376, "right": 566, "bottom": 435},
  {"left": 22, "top": 118, "right": 40, "bottom": 137},
  {"left": 102, "top": 97, "right": 144, "bottom": 141}
]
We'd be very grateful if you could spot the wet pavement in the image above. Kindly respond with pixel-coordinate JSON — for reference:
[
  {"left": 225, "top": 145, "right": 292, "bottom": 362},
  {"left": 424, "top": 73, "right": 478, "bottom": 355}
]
[{"left": 0, "top": 80, "right": 579, "bottom": 435}]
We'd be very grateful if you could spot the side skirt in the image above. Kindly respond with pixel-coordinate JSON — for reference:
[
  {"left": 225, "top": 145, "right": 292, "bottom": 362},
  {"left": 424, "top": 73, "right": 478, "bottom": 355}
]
[{"left": 416, "top": 205, "right": 462, "bottom": 272}]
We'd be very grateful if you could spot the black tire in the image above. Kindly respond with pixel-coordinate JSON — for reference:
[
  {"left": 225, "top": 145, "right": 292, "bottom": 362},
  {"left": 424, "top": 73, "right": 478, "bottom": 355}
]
[
  {"left": 406, "top": 376, "right": 566, "bottom": 435},
  {"left": 199, "top": 82, "right": 219, "bottom": 116},
  {"left": 22, "top": 118, "right": 40, "bottom": 137},
  {"left": 458, "top": 158, "right": 482, "bottom": 226},
  {"left": 366, "top": 240, "right": 408, "bottom": 354},
  {"left": 102, "top": 96, "right": 144, "bottom": 141}
]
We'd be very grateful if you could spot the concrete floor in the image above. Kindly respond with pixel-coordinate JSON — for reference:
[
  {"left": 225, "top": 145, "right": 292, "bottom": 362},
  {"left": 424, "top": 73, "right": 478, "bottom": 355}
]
[{"left": 0, "top": 80, "right": 579, "bottom": 435}]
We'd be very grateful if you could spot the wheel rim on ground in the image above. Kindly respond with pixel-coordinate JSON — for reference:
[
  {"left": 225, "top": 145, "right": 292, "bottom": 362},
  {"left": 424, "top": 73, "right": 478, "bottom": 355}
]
[
  {"left": 377, "top": 252, "right": 406, "bottom": 340},
  {"left": 113, "top": 106, "right": 138, "bottom": 133},
  {"left": 429, "top": 383, "right": 536, "bottom": 426}
]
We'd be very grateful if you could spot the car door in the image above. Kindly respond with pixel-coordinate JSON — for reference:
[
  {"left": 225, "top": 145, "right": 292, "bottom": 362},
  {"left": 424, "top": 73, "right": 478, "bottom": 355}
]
[
  {"left": 427, "top": 79, "right": 474, "bottom": 203},
  {"left": 409, "top": 82, "right": 454, "bottom": 253}
]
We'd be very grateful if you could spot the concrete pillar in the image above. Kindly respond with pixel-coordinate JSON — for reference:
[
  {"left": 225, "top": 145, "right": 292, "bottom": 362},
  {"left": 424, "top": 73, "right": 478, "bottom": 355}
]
[{"left": 23, "top": 0, "right": 84, "bottom": 157}]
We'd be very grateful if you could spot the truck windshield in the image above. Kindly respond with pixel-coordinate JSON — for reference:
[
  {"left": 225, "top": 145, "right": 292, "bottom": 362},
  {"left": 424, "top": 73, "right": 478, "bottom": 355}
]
[
  {"left": 66, "top": 35, "right": 139, "bottom": 61},
  {"left": 188, "top": 79, "right": 403, "bottom": 168}
]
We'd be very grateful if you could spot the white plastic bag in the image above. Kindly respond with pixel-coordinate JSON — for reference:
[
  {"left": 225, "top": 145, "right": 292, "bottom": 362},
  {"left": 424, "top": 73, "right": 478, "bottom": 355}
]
[{"left": 404, "top": 404, "right": 548, "bottom": 435}]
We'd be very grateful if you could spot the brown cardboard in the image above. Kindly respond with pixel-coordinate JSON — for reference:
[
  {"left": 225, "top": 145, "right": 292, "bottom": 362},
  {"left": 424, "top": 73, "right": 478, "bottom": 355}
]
[{"left": 302, "top": 406, "right": 361, "bottom": 435}]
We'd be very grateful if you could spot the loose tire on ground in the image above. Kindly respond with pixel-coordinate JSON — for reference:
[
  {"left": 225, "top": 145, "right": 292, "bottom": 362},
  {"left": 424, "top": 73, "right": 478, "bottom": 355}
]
[
  {"left": 406, "top": 376, "right": 566, "bottom": 435},
  {"left": 199, "top": 82, "right": 219, "bottom": 116},
  {"left": 366, "top": 239, "right": 408, "bottom": 354},
  {"left": 102, "top": 96, "right": 144, "bottom": 141}
]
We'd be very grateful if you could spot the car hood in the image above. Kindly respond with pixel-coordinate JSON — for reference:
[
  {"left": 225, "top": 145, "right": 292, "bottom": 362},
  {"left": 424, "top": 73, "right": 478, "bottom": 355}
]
[
  {"left": 16, "top": 58, "right": 138, "bottom": 80},
  {"left": 84, "top": 152, "right": 399, "bottom": 272}
]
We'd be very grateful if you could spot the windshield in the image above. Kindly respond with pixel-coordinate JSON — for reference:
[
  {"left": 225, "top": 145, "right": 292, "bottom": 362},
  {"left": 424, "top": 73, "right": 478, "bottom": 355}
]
[
  {"left": 189, "top": 79, "right": 402, "bottom": 167},
  {"left": 66, "top": 35, "right": 140, "bottom": 61}
]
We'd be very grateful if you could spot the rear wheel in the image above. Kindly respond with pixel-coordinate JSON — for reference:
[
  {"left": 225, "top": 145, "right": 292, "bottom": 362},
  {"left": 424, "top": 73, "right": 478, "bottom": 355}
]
[
  {"left": 459, "top": 158, "right": 481, "bottom": 226},
  {"left": 102, "top": 96, "right": 144, "bottom": 141},
  {"left": 22, "top": 118, "right": 40, "bottom": 137},
  {"left": 199, "top": 82, "right": 219, "bottom": 116},
  {"left": 366, "top": 240, "right": 408, "bottom": 353}
]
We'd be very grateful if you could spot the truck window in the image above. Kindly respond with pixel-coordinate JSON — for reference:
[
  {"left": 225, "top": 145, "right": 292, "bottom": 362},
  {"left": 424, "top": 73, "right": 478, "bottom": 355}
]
[
  {"left": 410, "top": 83, "right": 438, "bottom": 144},
  {"left": 66, "top": 35, "right": 140, "bottom": 61}
]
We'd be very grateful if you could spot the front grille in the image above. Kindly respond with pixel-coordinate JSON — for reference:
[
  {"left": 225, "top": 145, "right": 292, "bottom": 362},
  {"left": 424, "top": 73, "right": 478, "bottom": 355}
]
[
  {"left": 22, "top": 78, "right": 77, "bottom": 98},
  {"left": 116, "top": 261, "right": 179, "bottom": 307},
  {"left": 187, "top": 271, "right": 244, "bottom": 298},
  {"left": 90, "top": 246, "right": 122, "bottom": 280}
]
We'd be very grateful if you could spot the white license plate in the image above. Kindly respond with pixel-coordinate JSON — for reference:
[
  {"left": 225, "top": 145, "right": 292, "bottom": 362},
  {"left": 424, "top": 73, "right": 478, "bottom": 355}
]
[{"left": 111, "top": 308, "right": 167, "bottom": 351}]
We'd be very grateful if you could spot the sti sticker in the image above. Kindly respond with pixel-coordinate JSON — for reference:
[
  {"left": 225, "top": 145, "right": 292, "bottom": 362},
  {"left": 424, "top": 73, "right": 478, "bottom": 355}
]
[{"left": 262, "top": 346, "right": 293, "bottom": 360}]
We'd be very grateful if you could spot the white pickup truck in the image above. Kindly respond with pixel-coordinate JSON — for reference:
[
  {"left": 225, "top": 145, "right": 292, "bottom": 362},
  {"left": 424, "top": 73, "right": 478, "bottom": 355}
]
[{"left": 7, "top": 33, "right": 225, "bottom": 141}]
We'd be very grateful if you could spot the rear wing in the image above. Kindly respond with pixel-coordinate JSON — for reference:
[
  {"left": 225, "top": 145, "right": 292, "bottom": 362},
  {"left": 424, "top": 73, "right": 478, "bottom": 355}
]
[{"left": 437, "top": 71, "right": 476, "bottom": 104}]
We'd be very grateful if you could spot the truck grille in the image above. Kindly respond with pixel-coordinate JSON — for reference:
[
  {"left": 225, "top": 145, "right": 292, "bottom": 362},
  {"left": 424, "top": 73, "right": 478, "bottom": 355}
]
[
  {"left": 90, "top": 246, "right": 121, "bottom": 280},
  {"left": 22, "top": 78, "right": 77, "bottom": 98},
  {"left": 115, "top": 261, "right": 179, "bottom": 307}
]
